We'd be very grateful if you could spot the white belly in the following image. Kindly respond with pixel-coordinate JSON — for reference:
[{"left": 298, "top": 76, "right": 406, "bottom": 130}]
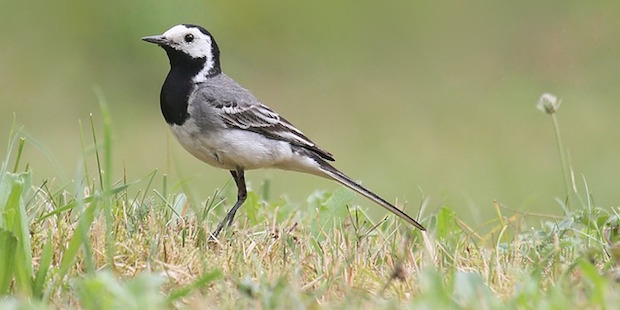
[{"left": 169, "top": 119, "right": 295, "bottom": 171}]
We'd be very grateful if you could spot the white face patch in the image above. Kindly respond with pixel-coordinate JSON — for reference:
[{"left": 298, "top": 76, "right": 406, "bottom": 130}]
[{"left": 161, "top": 25, "right": 216, "bottom": 81}]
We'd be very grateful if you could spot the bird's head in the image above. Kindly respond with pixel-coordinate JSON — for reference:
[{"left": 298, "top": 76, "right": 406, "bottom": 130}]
[{"left": 142, "top": 24, "right": 221, "bottom": 80}]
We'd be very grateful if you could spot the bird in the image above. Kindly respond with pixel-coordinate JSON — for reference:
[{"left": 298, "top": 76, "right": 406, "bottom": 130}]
[{"left": 142, "top": 24, "right": 426, "bottom": 238}]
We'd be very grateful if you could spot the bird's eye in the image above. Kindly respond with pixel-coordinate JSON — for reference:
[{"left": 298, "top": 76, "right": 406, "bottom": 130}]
[{"left": 184, "top": 34, "right": 194, "bottom": 43}]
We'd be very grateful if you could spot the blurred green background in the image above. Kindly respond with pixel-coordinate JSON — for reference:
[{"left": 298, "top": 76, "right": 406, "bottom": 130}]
[{"left": 1, "top": 1, "right": 619, "bottom": 225}]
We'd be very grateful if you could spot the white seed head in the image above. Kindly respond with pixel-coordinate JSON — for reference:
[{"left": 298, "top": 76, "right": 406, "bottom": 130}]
[{"left": 537, "top": 93, "right": 562, "bottom": 114}]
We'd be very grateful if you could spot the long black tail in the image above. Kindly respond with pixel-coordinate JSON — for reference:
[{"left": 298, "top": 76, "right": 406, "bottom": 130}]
[{"left": 317, "top": 160, "right": 426, "bottom": 231}]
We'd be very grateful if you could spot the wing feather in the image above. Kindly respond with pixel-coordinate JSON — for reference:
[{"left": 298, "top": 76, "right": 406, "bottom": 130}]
[{"left": 213, "top": 98, "right": 334, "bottom": 161}]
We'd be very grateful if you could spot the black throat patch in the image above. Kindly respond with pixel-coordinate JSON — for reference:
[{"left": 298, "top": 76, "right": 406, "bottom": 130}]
[{"left": 159, "top": 47, "right": 206, "bottom": 126}]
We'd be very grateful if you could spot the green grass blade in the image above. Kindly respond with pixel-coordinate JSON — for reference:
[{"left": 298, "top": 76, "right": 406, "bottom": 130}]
[
  {"left": 89, "top": 113, "right": 104, "bottom": 191},
  {"left": 577, "top": 259, "right": 608, "bottom": 307},
  {"left": 319, "top": 188, "right": 354, "bottom": 230},
  {"left": 36, "top": 196, "right": 94, "bottom": 222},
  {"left": 33, "top": 232, "right": 54, "bottom": 297},
  {"left": 46, "top": 201, "right": 99, "bottom": 299},
  {"left": 94, "top": 88, "right": 116, "bottom": 270},
  {"left": 36, "top": 184, "right": 131, "bottom": 222},
  {"left": 0, "top": 229, "right": 18, "bottom": 295},
  {"left": 167, "top": 269, "right": 223, "bottom": 304},
  {"left": 78, "top": 120, "right": 92, "bottom": 190},
  {"left": 2, "top": 171, "right": 34, "bottom": 296},
  {"left": 11, "top": 137, "right": 25, "bottom": 173},
  {"left": 139, "top": 169, "right": 158, "bottom": 210}
]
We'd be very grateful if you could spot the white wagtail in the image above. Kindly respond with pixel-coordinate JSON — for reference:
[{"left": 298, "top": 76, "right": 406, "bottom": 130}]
[{"left": 142, "top": 24, "right": 426, "bottom": 237}]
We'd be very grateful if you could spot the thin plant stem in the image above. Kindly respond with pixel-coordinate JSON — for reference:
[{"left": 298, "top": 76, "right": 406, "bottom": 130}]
[
  {"left": 551, "top": 113, "right": 570, "bottom": 208},
  {"left": 12, "top": 137, "right": 25, "bottom": 173}
]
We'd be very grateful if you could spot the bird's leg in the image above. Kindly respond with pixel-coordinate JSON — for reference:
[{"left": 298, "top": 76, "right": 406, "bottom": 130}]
[
  {"left": 225, "top": 168, "right": 247, "bottom": 226},
  {"left": 211, "top": 168, "right": 247, "bottom": 239}
]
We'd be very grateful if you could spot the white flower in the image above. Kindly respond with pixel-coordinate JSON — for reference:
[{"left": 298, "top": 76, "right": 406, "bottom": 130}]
[{"left": 537, "top": 93, "right": 562, "bottom": 114}]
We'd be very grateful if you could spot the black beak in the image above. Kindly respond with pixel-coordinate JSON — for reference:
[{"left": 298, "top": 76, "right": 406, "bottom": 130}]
[{"left": 141, "top": 35, "right": 169, "bottom": 45}]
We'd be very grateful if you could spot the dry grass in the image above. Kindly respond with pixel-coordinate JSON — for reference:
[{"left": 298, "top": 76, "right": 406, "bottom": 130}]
[{"left": 18, "top": 183, "right": 619, "bottom": 309}]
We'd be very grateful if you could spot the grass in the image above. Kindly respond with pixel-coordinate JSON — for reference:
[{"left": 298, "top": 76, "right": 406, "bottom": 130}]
[{"left": 0, "top": 97, "right": 619, "bottom": 309}]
